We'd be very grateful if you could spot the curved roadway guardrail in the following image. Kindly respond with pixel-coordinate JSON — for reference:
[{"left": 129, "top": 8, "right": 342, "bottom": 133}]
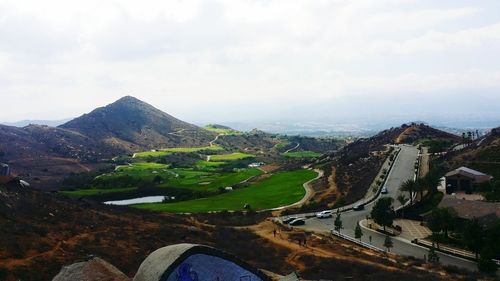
[{"left": 331, "top": 230, "right": 384, "bottom": 252}]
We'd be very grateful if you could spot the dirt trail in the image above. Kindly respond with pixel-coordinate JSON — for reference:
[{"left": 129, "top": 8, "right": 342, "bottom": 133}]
[
  {"left": 284, "top": 143, "right": 300, "bottom": 153},
  {"left": 168, "top": 128, "right": 187, "bottom": 137},
  {"left": 209, "top": 134, "right": 223, "bottom": 147},
  {"left": 249, "top": 221, "right": 403, "bottom": 272}
]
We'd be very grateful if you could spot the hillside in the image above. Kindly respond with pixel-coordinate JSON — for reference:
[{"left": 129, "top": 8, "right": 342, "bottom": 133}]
[
  {"left": 0, "top": 97, "right": 217, "bottom": 189},
  {"left": 308, "top": 123, "right": 461, "bottom": 209},
  {"left": 60, "top": 96, "right": 215, "bottom": 151},
  {"left": 441, "top": 126, "right": 500, "bottom": 179},
  {"left": 0, "top": 124, "right": 113, "bottom": 189},
  {"left": 394, "top": 123, "right": 460, "bottom": 144},
  {"left": 0, "top": 183, "right": 472, "bottom": 281}
]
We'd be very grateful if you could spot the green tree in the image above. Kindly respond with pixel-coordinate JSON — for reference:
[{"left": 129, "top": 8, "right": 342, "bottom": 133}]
[
  {"left": 371, "top": 197, "right": 395, "bottom": 231},
  {"left": 400, "top": 179, "right": 416, "bottom": 205},
  {"left": 396, "top": 194, "right": 407, "bottom": 219},
  {"left": 463, "top": 218, "right": 484, "bottom": 260},
  {"left": 422, "top": 171, "right": 442, "bottom": 195},
  {"left": 334, "top": 212, "right": 343, "bottom": 233},
  {"left": 478, "top": 220, "right": 500, "bottom": 273},
  {"left": 427, "top": 209, "right": 442, "bottom": 248},
  {"left": 427, "top": 208, "right": 457, "bottom": 242},
  {"left": 415, "top": 178, "right": 426, "bottom": 201},
  {"left": 384, "top": 235, "right": 393, "bottom": 252},
  {"left": 153, "top": 175, "right": 164, "bottom": 185},
  {"left": 427, "top": 245, "right": 440, "bottom": 264},
  {"left": 354, "top": 222, "right": 363, "bottom": 241},
  {"left": 478, "top": 247, "right": 498, "bottom": 273}
]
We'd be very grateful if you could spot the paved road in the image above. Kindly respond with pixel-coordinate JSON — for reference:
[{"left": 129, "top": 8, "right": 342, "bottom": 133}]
[{"left": 295, "top": 145, "right": 477, "bottom": 271}]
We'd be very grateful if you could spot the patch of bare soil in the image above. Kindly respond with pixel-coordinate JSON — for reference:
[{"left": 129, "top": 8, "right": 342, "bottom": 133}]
[
  {"left": 248, "top": 220, "right": 480, "bottom": 281},
  {"left": 0, "top": 186, "right": 486, "bottom": 281}
]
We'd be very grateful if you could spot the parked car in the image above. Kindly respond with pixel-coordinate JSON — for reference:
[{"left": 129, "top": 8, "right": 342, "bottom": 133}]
[
  {"left": 282, "top": 216, "right": 298, "bottom": 224},
  {"left": 353, "top": 203, "right": 365, "bottom": 211},
  {"left": 381, "top": 186, "right": 388, "bottom": 194},
  {"left": 289, "top": 218, "right": 306, "bottom": 226},
  {"left": 316, "top": 210, "right": 333, "bottom": 219}
]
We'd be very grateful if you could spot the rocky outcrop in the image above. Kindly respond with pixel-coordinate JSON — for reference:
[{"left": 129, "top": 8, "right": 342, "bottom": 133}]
[{"left": 52, "top": 257, "right": 130, "bottom": 281}]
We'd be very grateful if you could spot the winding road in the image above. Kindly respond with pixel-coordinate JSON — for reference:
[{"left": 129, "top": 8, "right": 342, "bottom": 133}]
[{"left": 294, "top": 145, "right": 478, "bottom": 271}]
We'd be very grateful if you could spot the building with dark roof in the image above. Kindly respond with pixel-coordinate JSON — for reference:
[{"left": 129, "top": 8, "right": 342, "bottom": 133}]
[
  {"left": 444, "top": 166, "right": 493, "bottom": 194},
  {"left": 438, "top": 196, "right": 500, "bottom": 228}
]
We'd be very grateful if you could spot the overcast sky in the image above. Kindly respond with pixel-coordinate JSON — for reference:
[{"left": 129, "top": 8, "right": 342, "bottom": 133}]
[{"left": 1, "top": 0, "right": 500, "bottom": 126}]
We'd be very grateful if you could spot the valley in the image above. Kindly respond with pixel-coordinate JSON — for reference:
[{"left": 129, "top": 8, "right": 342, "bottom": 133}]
[
  {"left": 60, "top": 126, "right": 330, "bottom": 212},
  {"left": 1, "top": 97, "right": 498, "bottom": 280}
]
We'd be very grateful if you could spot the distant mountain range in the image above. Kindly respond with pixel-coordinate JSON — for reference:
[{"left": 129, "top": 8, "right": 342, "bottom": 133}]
[{"left": 0, "top": 119, "right": 72, "bottom": 127}]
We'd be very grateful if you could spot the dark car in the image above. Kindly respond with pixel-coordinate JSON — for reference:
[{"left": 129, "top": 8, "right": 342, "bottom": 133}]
[
  {"left": 353, "top": 204, "right": 365, "bottom": 211},
  {"left": 282, "top": 216, "right": 298, "bottom": 224},
  {"left": 289, "top": 218, "right": 305, "bottom": 226}
]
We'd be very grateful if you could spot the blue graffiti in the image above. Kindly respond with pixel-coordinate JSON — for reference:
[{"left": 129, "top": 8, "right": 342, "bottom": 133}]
[{"left": 177, "top": 263, "right": 199, "bottom": 281}]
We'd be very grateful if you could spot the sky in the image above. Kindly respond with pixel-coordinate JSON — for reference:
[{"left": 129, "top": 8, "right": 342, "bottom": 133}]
[{"left": 1, "top": 0, "right": 500, "bottom": 127}]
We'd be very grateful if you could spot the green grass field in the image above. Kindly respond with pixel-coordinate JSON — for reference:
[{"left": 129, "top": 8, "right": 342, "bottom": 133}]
[
  {"left": 205, "top": 125, "right": 242, "bottom": 135},
  {"left": 209, "top": 152, "right": 255, "bottom": 161},
  {"left": 89, "top": 162, "right": 263, "bottom": 192},
  {"left": 274, "top": 140, "right": 290, "bottom": 149},
  {"left": 167, "top": 168, "right": 262, "bottom": 191},
  {"left": 62, "top": 187, "right": 137, "bottom": 197},
  {"left": 195, "top": 160, "right": 226, "bottom": 169},
  {"left": 281, "top": 151, "right": 322, "bottom": 158},
  {"left": 134, "top": 145, "right": 224, "bottom": 158},
  {"left": 134, "top": 169, "right": 317, "bottom": 213},
  {"left": 111, "top": 162, "right": 170, "bottom": 178}
]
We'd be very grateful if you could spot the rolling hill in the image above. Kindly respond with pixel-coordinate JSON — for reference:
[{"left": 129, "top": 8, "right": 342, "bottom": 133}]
[
  {"left": 309, "top": 123, "right": 462, "bottom": 209},
  {"left": 442, "top": 126, "right": 500, "bottom": 179},
  {"left": 59, "top": 96, "right": 215, "bottom": 151},
  {"left": 0, "top": 96, "right": 216, "bottom": 188}
]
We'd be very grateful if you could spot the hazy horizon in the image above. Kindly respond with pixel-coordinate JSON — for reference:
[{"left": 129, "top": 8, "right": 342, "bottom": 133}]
[{"left": 1, "top": 0, "right": 500, "bottom": 127}]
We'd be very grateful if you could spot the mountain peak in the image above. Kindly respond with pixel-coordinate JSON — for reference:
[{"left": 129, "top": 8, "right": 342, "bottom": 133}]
[
  {"left": 106, "top": 96, "right": 155, "bottom": 111},
  {"left": 58, "top": 96, "right": 214, "bottom": 150},
  {"left": 113, "top": 95, "right": 144, "bottom": 105}
]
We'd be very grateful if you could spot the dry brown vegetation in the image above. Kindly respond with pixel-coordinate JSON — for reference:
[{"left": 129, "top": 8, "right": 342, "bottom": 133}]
[{"left": 0, "top": 185, "right": 485, "bottom": 281}]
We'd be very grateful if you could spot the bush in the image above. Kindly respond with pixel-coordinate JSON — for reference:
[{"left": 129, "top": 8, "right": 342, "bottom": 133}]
[{"left": 478, "top": 252, "right": 498, "bottom": 273}]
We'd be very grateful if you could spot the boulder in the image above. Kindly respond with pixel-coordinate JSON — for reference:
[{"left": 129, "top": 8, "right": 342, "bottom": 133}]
[{"left": 53, "top": 257, "right": 130, "bottom": 281}]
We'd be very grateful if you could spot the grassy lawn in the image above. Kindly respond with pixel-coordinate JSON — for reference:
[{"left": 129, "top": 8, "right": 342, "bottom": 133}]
[
  {"left": 195, "top": 160, "right": 226, "bottom": 169},
  {"left": 168, "top": 168, "right": 263, "bottom": 191},
  {"left": 134, "top": 169, "right": 317, "bottom": 213},
  {"left": 209, "top": 152, "right": 255, "bottom": 161},
  {"left": 281, "top": 151, "right": 322, "bottom": 158},
  {"left": 62, "top": 187, "right": 137, "bottom": 197},
  {"left": 83, "top": 162, "right": 263, "bottom": 193},
  {"left": 134, "top": 145, "right": 224, "bottom": 158},
  {"left": 205, "top": 125, "right": 241, "bottom": 135},
  {"left": 106, "top": 162, "right": 170, "bottom": 181}
]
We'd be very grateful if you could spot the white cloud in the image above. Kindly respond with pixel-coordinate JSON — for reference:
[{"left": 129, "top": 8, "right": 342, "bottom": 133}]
[{"left": 0, "top": 0, "right": 499, "bottom": 124}]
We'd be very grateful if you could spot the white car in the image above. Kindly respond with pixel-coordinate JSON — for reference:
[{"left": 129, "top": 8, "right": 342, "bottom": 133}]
[
  {"left": 316, "top": 210, "right": 333, "bottom": 219},
  {"left": 381, "top": 186, "right": 388, "bottom": 194}
]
